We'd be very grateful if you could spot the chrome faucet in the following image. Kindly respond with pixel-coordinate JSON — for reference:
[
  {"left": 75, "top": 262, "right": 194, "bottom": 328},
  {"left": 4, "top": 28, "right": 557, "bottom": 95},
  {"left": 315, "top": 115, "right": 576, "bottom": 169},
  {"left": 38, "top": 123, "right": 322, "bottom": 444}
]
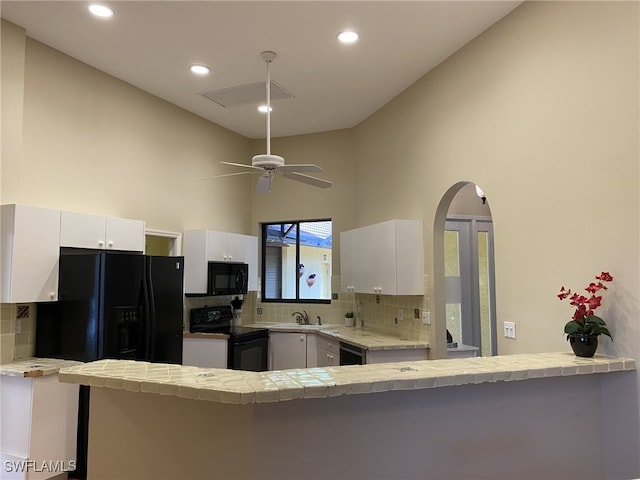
[
  {"left": 316, "top": 315, "right": 322, "bottom": 325},
  {"left": 292, "top": 310, "right": 309, "bottom": 325}
]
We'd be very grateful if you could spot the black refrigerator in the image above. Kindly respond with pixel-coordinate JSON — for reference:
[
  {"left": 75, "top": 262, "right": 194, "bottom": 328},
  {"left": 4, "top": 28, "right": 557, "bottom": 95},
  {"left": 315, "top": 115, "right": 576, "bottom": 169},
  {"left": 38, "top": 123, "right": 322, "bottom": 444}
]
[{"left": 36, "top": 247, "right": 184, "bottom": 479}]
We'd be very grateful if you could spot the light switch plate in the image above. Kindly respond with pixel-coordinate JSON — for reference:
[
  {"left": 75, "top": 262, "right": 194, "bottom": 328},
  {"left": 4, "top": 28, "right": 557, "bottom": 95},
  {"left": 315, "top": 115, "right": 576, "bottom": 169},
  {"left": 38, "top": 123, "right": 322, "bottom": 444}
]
[{"left": 422, "top": 310, "right": 430, "bottom": 325}]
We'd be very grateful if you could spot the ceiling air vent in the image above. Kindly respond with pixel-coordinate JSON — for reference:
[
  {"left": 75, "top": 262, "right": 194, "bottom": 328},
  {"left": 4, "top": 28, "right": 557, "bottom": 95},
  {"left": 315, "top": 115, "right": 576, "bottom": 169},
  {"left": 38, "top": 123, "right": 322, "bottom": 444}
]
[{"left": 200, "top": 81, "right": 293, "bottom": 108}]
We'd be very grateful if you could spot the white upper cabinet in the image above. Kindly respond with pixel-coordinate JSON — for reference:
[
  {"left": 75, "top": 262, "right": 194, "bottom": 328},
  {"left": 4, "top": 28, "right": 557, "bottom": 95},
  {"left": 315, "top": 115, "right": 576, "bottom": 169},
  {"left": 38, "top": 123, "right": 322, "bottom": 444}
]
[
  {"left": 1, "top": 204, "right": 61, "bottom": 303},
  {"left": 340, "top": 219, "right": 424, "bottom": 295},
  {"left": 183, "top": 229, "right": 258, "bottom": 294},
  {"left": 206, "top": 230, "right": 245, "bottom": 262},
  {"left": 60, "top": 211, "right": 145, "bottom": 252}
]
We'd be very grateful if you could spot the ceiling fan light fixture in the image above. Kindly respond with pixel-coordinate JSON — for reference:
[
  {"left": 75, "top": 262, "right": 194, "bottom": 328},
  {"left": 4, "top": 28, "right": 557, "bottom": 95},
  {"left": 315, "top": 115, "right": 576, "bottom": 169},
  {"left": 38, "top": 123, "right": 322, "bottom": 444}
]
[
  {"left": 337, "top": 31, "right": 359, "bottom": 44},
  {"left": 252, "top": 154, "right": 284, "bottom": 169}
]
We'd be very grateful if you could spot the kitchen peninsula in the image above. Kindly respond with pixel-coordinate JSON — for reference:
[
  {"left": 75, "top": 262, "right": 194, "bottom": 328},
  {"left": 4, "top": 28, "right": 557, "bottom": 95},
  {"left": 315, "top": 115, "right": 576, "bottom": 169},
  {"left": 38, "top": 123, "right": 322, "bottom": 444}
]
[{"left": 59, "top": 353, "right": 639, "bottom": 480}]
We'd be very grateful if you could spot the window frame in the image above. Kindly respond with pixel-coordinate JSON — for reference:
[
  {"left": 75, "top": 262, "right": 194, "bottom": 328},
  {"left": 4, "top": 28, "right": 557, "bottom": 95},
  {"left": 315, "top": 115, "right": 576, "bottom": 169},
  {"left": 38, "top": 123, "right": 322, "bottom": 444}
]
[{"left": 260, "top": 219, "right": 332, "bottom": 304}]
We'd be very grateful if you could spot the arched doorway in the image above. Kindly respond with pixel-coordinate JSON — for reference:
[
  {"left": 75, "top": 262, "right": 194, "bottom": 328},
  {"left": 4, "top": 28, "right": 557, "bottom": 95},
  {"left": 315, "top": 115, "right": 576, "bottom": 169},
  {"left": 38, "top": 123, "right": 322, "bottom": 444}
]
[{"left": 435, "top": 182, "right": 496, "bottom": 357}]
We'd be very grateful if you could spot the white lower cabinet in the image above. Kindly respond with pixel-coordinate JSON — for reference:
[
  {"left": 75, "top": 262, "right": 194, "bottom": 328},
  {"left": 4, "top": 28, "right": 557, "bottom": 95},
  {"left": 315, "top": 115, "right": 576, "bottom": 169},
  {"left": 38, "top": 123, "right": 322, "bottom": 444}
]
[
  {"left": 182, "top": 337, "right": 228, "bottom": 368},
  {"left": 0, "top": 375, "right": 79, "bottom": 480},
  {"left": 316, "top": 336, "right": 340, "bottom": 367},
  {"left": 365, "top": 348, "right": 428, "bottom": 364},
  {"left": 269, "top": 332, "right": 307, "bottom": 370}
]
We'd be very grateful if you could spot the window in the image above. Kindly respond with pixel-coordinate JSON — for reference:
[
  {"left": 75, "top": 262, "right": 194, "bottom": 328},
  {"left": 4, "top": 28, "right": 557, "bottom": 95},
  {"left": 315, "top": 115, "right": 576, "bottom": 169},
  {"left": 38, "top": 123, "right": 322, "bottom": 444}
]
[{"left": 261, "top": 219, "right": 332, "bottom": 303}]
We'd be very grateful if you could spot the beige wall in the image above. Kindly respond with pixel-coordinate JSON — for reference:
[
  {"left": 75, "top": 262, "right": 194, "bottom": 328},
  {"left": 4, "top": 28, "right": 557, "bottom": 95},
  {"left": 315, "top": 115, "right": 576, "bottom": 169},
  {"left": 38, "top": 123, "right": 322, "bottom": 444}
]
[
  {"left": 1, "top": 1, "right": 638, "bottom": 423},
  {"left": 3, "top": 23, "right": 255, "bottom": 235},
  {"left": 351, "top": 0, "right": 639, "bottom": 360}
]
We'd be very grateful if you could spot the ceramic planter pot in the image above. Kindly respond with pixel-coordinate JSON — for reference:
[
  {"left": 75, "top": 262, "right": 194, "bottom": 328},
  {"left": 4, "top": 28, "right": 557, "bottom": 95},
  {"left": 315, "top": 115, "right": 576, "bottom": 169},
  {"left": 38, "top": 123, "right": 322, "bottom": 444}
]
[{"left": 568, "top": 333, "right": 599, "bottom": 358}]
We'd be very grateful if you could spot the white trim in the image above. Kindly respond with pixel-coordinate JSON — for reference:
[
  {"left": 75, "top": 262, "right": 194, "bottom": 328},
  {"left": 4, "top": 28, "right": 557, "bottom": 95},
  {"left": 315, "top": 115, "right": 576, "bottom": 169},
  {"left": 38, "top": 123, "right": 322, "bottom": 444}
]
[{"left": 145, "top": 228, "right": 182, "bottom": 256}]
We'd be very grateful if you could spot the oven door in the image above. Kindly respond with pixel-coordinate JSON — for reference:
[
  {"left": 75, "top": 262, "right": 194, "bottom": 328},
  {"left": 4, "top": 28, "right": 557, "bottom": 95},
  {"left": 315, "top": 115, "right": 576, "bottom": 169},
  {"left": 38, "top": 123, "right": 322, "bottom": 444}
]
[{"left": 229, "top": 334, "right": 268, "bottom": 371}]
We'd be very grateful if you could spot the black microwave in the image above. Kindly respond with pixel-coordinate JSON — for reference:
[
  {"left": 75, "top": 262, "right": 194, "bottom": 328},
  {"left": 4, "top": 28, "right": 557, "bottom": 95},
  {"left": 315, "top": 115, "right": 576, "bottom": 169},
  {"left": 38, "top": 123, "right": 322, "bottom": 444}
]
[{"left": 207, "top": 262, "right": 248, "bottom": 296}]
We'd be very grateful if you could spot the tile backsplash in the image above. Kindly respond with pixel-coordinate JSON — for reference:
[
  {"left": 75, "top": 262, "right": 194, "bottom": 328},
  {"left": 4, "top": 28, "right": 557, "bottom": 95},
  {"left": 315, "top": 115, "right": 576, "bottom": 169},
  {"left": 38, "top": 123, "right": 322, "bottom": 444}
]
[
  {"left": 251, "top": 275, "right": 431, "bottom": 343},
  {"left": 1, "top": 303, "right": 36, "bottom": 363},
  {"left": 2, "top": 275, "right": 431, "bottom": 364}
]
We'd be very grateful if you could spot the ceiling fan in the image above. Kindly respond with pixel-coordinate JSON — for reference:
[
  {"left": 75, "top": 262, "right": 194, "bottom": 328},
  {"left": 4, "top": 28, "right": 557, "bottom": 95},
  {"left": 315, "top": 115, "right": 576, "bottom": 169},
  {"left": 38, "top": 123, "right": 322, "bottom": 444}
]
[{"left": 199, "top": 51, "right": 332, "bottom": 194}]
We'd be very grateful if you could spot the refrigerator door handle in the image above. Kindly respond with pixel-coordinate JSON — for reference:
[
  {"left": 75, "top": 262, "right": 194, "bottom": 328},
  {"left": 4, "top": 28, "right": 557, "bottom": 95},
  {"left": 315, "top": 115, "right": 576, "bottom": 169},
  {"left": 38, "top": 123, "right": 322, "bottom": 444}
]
[{"left": 142, "top": 263, "right": 153, "bottom": 361}]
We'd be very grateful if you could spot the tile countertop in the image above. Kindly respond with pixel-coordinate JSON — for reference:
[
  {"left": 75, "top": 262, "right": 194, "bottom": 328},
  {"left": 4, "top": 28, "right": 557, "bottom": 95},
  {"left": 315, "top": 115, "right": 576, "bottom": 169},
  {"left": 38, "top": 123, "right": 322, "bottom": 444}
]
[
  {"left": 0, "top": 357, "right": 82, "bottom": 377},
  {"left": 183, "top": 332, "right": 229, "bottom": 340},
  {"left": 58, "top": 353, "right": 636, "bottom": 405},
  {"left": 249, "top": 323, "right": 431, "bottom": 351}
]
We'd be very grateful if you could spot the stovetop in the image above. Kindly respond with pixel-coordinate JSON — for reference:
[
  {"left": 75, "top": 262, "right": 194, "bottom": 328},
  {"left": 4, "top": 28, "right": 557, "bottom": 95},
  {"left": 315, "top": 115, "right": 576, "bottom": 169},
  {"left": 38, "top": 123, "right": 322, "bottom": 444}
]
[{"left": 189, "top": 305, "right": 268, "bottom": 339}]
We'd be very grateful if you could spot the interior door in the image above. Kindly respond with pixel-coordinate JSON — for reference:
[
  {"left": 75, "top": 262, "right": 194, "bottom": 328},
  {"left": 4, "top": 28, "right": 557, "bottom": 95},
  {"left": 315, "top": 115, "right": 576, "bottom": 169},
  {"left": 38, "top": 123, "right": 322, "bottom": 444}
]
[{"left": 445, "top": 217, "right": 496, "bottom": 355}]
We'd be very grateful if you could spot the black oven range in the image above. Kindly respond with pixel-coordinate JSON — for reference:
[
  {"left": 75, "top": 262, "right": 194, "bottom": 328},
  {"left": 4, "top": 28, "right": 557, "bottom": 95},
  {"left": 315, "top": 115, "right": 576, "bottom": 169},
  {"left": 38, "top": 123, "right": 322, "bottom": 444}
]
[{"left": 189, "top": 305, "right": 269, "bottom": 371}]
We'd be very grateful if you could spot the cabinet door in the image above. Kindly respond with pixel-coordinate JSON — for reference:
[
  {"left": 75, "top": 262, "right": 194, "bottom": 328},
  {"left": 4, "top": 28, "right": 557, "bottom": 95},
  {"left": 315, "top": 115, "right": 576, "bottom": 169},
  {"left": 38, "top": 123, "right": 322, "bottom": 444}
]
[
  {"left": 371, "top": 220, "right": 398, "bottom": 294},
  {"left": 269, "top": 333, "right": 307, "bottom": 371},
  {"left": 182, "top": 338, "right": 228, "bottom": 368},
  {"left": 306, "top": 334, "right": 318, "bottom": 368},
  {"left": 105, "top": 216, "right": 145, "bottom": 252},
  {"left": 395, "top": 220, "right": 424, "bottom": 295},
  {"left": 339, "top": 230, "right": 354, "bottom": 292},
  {"left": 342, "top": 219, "right": 423, "bottom": 295},
  {"left": 225, "top": 233, "right": 246, "bottom": 263},
  {"left": 1, "top": 204, "right": 61, "bottom": 303},
  {"left": 206, "top": 230, "right": 229, "bottom": 261},
  {"left": 316, "top": 336, "right": 340, "bottom": 367},
  {"left": 0, "top": 375, "right": 79, "bottom": 473},
  {"left": 243, "top": 235, "right": 258, "bottom": 291},
  {"left": 60, "top": 211, "right": 106, "bottom": 249},
  {"left": 352, "top": 222, "right": 396, "bottom": 294},
  {"left": 183, "top": 230, "right": 207, "bottom": 295}
]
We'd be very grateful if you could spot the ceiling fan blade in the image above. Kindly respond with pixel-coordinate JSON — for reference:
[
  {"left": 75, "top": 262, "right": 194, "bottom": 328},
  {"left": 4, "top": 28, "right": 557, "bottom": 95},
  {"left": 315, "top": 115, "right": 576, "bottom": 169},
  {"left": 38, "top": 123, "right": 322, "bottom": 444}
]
[
  {"left": 256, "top": 175, "right": 272, "bottom": 194},
  {"left": 198, "top": 171, "right": 256, "bottom": 181},
  {"left": 278, "top": 164, "right": 324, "bottom": 174},
  {"left": 281, "top": 171, "right": 332, "bottom": 189},
  {"left": 221, "top": 161, "right": 264, "bottom": 172}
]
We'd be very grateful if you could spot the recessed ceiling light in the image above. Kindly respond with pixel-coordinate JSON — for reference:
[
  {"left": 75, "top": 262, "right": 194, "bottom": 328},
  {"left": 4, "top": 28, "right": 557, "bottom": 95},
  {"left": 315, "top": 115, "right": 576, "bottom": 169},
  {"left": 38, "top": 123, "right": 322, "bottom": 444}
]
[
  {"left": 190, "top": 64, "right": 211, "bottom": 76},
  {"left": 258, "top": 105, "right": 272, "bottom": 113},
  {"left": 88, "top": 4, "right": 114, "bottom": 18},
  {"left": 337, "top": 31, "right": 359, "bottom": 44}
]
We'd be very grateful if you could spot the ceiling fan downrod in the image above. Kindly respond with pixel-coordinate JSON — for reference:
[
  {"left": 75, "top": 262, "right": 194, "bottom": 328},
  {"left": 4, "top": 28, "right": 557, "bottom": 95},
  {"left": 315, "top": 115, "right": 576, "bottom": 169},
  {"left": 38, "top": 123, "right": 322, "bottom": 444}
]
[{"left": 261, "top": 50, "right": 276, "bottom": 157}]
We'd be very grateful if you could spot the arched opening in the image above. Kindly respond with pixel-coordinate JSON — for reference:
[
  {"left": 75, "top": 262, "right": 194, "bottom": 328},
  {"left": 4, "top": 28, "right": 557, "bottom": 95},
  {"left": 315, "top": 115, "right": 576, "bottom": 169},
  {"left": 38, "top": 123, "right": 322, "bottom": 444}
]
[{"left": 434, "top": 182, "right": 496, "bottom": 359}]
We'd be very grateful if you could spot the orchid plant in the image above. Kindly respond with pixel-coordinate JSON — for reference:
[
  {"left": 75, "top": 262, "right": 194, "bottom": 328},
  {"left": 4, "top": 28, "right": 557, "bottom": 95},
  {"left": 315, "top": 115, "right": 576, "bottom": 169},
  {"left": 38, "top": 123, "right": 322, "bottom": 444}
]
[{"left": 557, "top": 272, "right": 613, "bottom": 340}]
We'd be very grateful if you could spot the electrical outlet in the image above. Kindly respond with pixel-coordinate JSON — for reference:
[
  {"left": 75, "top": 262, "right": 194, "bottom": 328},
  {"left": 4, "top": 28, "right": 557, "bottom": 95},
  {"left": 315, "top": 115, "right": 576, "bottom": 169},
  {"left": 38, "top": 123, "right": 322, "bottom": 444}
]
[
  {"left": 414, "top": 308, "right": 420, "bottom": 319},
  {"left": 422, "top": 310, "right": 431, "bottom": 325},
  {"left": 504, "top": 321, "right": 516, "bottom": 338}
]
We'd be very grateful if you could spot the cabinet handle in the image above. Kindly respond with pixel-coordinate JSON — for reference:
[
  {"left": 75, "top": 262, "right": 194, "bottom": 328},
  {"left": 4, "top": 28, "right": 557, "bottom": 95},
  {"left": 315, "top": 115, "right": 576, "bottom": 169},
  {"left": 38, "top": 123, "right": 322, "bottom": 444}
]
[
  {"left": 98, "top": 240, "right": 104, "bottom": 247},
  {"left": 49, "top": 292, "right": 56, "bottom": 299},
  {"left": 107, "top": 241, "right": 114, "bottom": 248}
]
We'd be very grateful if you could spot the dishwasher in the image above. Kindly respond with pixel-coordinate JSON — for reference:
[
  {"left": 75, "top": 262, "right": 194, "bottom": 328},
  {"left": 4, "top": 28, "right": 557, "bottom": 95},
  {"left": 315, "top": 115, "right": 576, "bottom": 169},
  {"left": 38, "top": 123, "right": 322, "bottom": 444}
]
[{"left": 339, "top": 343, "right": 365, "bottom": 365}]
